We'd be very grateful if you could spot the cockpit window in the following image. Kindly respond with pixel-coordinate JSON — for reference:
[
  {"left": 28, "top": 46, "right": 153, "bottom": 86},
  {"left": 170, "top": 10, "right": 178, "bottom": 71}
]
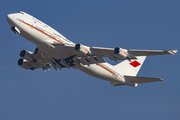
[{"left": 18, "top": 11, "right": 24, "bottom": 14}]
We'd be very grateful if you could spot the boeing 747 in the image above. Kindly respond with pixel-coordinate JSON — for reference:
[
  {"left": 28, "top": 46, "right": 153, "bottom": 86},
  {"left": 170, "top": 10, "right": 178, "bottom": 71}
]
[{"left": 6, "top": 11, "right": 178, "bottom": 87}]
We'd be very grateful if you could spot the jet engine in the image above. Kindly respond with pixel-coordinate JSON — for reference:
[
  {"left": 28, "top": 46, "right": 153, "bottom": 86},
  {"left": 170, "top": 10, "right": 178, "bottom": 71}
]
[
  {"left": 20, "top": 50, "right": 36, "bottom": 62},
  {"left": 18, "top": 58, "right": 34, "bottom": 70},
  {"left": 11, "top": 26, "right": 20, "bottom": 34},
  {"left": 75, "top": 44, "right": 91, "bottom": 56},
  {"left": 114, "top": 47, "right": 131, "bottom": 59}
]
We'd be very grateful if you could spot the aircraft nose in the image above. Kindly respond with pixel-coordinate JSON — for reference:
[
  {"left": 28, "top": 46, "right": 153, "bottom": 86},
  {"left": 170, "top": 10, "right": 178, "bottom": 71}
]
[
  {"left": 6, "top": 14, "right": 15, "bottom": 27},
  {"left": 6, "top": 14, "right": 13, "bottom": 21}
]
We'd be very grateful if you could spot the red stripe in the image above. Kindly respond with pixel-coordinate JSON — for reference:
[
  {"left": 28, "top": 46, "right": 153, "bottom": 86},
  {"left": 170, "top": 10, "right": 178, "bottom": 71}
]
[
  {"left": 171, "top": 51, "right": 175, "bottom": 54},
  {"left": 98, "top": 63, "right": 120, "bottom": 79},
  {"left": 16, "top": 19, "right": 63, "bottom": 44}
]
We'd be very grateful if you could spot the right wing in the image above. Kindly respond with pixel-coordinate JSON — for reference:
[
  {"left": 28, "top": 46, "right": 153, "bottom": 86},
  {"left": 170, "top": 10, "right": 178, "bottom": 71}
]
[{"left": 18, "top": 48, "right": 61, "bottom": 71}]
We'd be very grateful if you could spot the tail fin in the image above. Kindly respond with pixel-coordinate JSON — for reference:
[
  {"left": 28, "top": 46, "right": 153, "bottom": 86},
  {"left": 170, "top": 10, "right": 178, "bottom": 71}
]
[{"left": 114, "top": 56, "right": 146, "bottom": 76}]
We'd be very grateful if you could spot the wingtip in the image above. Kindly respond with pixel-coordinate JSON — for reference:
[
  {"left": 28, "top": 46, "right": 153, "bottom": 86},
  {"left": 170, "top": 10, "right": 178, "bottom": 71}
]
[{"left": 168, "top": 50, "right": 178, "bottom": 55}]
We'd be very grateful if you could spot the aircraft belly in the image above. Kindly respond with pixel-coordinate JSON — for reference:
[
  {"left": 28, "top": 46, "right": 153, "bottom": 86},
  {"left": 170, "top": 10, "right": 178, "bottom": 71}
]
[{"left": 79, "top": 63, "right": 125, "bottom": 83}]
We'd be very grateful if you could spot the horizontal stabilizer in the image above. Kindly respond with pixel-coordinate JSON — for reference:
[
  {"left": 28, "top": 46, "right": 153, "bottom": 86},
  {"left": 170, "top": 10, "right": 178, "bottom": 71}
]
[{"left": 124, "top": 76, "right": 163, "bottom": 83}]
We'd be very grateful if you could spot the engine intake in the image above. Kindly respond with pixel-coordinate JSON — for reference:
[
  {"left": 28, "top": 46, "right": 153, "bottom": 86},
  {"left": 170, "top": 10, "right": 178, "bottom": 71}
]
[
  {"left": 20, "top": 50, "right": 36, "bottom": 62},
  {"left": 18, "top": 58, "right": 34, "bottom": 70},
  {"left": 75, "top": 44, "right": 91, "bottom": 55},
  {"left": 114, "top": 47, "right": 131, "bottom": 59}
]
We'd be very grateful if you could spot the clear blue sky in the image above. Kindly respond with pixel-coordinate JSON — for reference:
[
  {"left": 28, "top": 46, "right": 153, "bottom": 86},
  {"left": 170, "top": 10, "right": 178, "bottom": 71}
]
[{"left": 1, "top": 0, "right": 180, "bottom": 120}]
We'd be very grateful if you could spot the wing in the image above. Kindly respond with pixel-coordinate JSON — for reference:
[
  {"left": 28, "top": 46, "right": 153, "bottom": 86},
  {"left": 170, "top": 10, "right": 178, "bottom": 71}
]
[
  {"left": 54, "top": 43, "right": 178, "bottom": 62},
  {"left": 18, "top": 48, "right": 61, "bottom": 71},
  {"left": 128, "top": 49, "right": 178, "bottom": 56},
  {"left": 90, "top": 47, "right": 114, "bottom": 57},
  {"left": 90, "top": 47, "right": 178, "bottom": 61},
  {"left": 19, "top": 42, "right": 177, "bottom": 71},
  {"left": 91, "top": 47, "right": 178, "bottom": 56}
]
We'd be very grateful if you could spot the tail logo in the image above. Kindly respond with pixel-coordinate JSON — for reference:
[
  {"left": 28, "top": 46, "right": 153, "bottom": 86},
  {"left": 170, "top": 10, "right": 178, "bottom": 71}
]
[{"left": 130, "top": 61, "right": 141, "bottom": 68}]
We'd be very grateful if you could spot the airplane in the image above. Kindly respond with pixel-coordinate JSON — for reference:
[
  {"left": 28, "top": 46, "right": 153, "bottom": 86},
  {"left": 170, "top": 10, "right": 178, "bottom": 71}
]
[{"left": 6, "top": 11, "right": 178, "bottom": 87}]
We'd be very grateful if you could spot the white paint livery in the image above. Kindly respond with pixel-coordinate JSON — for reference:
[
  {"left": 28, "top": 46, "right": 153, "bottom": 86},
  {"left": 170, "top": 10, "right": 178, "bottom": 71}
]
[{"left": 6, "top": 11, "right": 178, "bottom": 87}]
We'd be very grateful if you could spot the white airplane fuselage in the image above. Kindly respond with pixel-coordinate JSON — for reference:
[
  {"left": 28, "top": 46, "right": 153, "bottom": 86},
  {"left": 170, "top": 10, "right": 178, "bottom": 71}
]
[{"left": 7, "top": 12, "right": 134, "bottom": 86}]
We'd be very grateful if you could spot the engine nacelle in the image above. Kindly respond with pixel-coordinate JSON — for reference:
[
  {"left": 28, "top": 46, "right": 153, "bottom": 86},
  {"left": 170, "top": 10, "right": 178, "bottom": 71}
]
[
  {"left": 18, "top": 58, "right": 34, "bottom": 70},
  {"left": 11, "top": 26, "right": 20, "bottom": 34},
  {"left": 75, "top": 44, "right": 91, "bottom": 56},
  {"left": 20, "top": 50, "right": 36, "bottom": 62},
  {"left": 114, "top": 47, "right": 130, "bottom": 59}
]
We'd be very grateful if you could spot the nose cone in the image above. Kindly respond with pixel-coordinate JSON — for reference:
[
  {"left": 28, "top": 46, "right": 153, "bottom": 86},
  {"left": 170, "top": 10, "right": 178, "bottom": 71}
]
[
  {"left": 6, "top": 14, "right": 16, "bottom": 27},
  {"left": 6, "top": 14, "right": 12, "bottom": 19}
]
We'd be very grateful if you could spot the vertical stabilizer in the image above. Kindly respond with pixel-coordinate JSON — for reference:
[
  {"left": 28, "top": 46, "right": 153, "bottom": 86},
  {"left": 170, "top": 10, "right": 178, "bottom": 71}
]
[{"left": 114, "top": 56, "right": 146, "bottom": 76}]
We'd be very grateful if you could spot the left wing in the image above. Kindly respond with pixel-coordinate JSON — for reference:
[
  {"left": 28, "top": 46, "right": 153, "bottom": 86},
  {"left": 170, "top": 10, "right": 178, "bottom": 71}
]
[
  {"left": 128, "top": 49, "right": 178, "bottom": 56},
  {"left": 56, "top": 43, "right": 178, "bottom": 62},
  {"left": 91, "top": 47, "right": 178, "bottom": 57}
]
